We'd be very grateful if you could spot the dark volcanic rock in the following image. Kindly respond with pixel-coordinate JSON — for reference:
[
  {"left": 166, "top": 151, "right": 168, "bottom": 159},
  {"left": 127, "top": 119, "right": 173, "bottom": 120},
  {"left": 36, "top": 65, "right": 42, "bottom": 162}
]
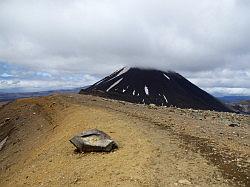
[
  {"left": 226, "top": 100, "right": 250, "bottom": 114},
  {"left": 80, "top": 67, "right": 232, "bottom": 112},
  {"left": 70, "top": 129, "right": 118, "bottom": 152}
]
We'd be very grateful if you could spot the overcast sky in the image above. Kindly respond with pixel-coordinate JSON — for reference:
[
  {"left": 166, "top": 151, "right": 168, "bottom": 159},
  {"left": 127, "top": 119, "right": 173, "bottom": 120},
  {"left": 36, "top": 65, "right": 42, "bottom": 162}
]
[{"left": 0, "top": 0, "right": 250, "bottom": 95}]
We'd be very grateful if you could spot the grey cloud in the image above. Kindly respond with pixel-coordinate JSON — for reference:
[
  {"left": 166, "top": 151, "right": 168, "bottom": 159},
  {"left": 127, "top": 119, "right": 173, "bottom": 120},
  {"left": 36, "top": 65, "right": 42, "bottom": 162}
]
[{"left": 0, "top": 0, "right": 249, "bottom": 95}]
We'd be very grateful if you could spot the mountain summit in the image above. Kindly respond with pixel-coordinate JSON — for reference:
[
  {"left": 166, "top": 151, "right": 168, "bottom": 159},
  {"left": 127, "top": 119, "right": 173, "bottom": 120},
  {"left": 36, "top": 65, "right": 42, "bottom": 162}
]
[{"left": 80, "top": 67, "right": 231, "bottom": 112}]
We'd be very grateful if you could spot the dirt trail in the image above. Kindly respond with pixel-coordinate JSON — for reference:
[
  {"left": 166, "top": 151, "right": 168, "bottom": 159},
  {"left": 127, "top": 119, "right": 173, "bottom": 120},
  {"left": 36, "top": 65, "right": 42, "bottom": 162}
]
[{"left": 0, "top": 94, "right": 249, "bottom": 186}]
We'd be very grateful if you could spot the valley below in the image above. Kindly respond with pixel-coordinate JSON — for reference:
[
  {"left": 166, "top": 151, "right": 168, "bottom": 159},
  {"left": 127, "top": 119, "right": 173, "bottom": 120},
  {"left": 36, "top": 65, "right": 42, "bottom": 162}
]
[{"left": 0, "top": 94, "right": 249, "bottom": 186}]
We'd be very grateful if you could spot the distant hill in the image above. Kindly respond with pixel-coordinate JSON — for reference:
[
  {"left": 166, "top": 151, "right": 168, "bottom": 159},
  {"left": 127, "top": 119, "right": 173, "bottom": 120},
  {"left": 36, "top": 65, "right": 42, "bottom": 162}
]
[
  {"left": 226, "top": 101, "right": 250, "bottom": 115},
  {"left": 0, "top": 88, "right": 81, "bottom": 102},
  {"left": 218, "top": 96, "right": 250, "bottom": 103},
  {"left": 218, "top": 98, "right": 250, "bottom": 115},
  {"left": 217, "top": 96, "right": 250, "bottom": 114},
  {"left": 80, "top": 67, "right": 231, "bottom": 112}
]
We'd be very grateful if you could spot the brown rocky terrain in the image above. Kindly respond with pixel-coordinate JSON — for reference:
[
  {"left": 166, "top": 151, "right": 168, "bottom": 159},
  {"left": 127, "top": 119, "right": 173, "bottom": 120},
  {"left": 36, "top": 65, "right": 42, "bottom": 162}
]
[{"left": 0, "top": 94, "right": 249, "bottom": 186}]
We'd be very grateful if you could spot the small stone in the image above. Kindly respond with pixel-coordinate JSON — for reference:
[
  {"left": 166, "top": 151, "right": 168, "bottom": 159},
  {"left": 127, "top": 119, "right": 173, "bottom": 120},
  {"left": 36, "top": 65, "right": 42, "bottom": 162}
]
[
  {"left": 228, "top": 123, "right": 240, "bottom": 127},
  {"left": 0, "top": 136, "right": 8, "bottom": 151},
  {"left": 178, "top": 179, "right": 191, "bottom": 185},
  {"left": 149, "top": 104, "right": 156, "bottom": 108},
  {"left": 5, "top": 118, "right": 10, "bottom": 122}
]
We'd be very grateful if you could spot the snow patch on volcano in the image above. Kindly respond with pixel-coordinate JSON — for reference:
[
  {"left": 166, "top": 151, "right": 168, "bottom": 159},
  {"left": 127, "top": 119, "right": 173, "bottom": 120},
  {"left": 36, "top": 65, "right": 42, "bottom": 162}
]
[
  {"left": 144, "top": 85, "right": 149, "bottom": 95},
  {"left": 105, "top": 67, "right": 130, "bottom": 83},
  {"left": 163, "top": 73, "right": 170, "bottom": 80},
  {"left": 163, "top": 95, "right": 168, "bottom": 103},
  {"left": 116, "top": 67, "right": 130, "bottom": 78},
  {"left": 106, "top": 78, "right": 123, "bottom": 92}
]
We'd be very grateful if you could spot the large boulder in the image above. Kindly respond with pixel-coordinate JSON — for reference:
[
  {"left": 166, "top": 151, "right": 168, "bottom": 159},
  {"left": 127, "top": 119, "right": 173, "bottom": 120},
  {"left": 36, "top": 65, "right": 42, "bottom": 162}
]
[{"left": 70, "top": 129, "right": 118, "bottom": 152}]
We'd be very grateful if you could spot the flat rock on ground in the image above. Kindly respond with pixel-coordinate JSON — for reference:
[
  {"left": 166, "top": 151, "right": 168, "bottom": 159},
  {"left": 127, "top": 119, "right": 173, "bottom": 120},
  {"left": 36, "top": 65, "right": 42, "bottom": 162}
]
[{"left": 70, "top": 129, "right": 118, "bottom": 152}]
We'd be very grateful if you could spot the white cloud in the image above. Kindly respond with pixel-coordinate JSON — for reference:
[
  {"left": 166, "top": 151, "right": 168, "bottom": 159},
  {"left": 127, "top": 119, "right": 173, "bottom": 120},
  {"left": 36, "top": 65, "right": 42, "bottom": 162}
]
[
  {"left": 0, "top": 75, "right": 97, "bottom": 92},
  {"left": 1, "top": 73, "right": 14, "bottom": 78},
  {"left": 0, "top": 0, "right": 249, "bottom": 95}
]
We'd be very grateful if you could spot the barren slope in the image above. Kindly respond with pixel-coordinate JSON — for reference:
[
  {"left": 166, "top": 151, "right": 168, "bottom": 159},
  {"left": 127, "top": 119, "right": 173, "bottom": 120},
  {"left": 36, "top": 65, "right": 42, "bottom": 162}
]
[{"left": 0, "top": 94, "right": 249, "bottom": 186}]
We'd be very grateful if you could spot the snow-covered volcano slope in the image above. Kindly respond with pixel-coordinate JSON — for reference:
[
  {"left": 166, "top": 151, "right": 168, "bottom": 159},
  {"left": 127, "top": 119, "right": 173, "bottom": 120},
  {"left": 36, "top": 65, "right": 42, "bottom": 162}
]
[{"left": 80, "top": 67, "right": 231, "bottom": 112}]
